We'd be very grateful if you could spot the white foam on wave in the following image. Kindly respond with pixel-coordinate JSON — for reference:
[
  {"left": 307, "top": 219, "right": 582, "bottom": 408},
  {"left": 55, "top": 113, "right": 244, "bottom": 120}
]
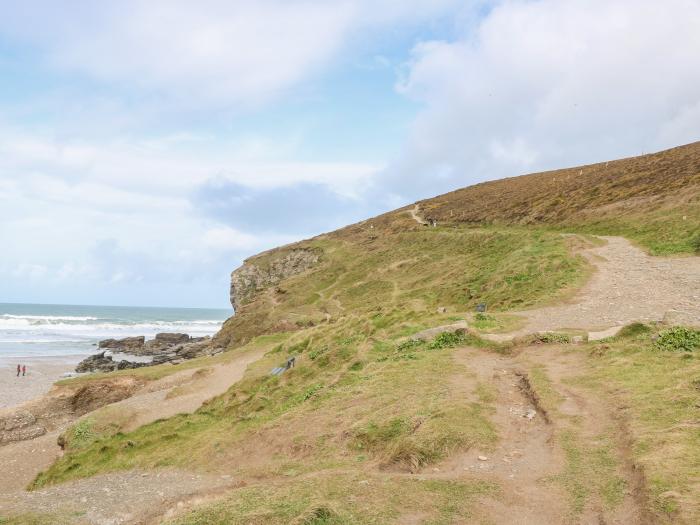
[
  {"left": 0, "top": 319, "right": 224, "bottom": 343},
  {"left": 0, "top": 314, "right": 99, "bottom": 321}
]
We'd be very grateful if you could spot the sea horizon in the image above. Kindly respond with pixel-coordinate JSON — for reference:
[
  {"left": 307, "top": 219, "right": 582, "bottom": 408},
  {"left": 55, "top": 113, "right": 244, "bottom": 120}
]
[{"left": 0, "top": 302, "right": 231, "bottom": 364}]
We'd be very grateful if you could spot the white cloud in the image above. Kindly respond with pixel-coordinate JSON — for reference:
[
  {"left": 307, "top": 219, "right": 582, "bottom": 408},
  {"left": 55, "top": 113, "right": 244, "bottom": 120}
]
[
  {"left": 387, "top": 0, "right": 700, "bottom": 199},
  {"left": 0, "top": 0, "right": 462, "bottom": 110}
]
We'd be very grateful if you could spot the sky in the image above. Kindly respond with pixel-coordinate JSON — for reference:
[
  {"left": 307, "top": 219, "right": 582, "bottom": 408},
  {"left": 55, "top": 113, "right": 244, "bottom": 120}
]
[{"left": 1, "top": 0, "right": 699, "bottom": 309}]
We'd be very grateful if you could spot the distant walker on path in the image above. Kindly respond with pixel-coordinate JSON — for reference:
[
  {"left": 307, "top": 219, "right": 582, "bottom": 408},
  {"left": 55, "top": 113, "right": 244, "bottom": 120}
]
[
  {"left": 22, "top": 365, "right": 26, "bottom": 377},
  {"left": 16, "top": 364, "right": 20, "bottom": 377}
]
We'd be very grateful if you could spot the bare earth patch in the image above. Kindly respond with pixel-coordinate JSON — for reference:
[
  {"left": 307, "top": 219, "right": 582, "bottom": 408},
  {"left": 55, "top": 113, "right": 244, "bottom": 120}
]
[{"left": 514, "top": 236, "right": 699, "bottom": 335}]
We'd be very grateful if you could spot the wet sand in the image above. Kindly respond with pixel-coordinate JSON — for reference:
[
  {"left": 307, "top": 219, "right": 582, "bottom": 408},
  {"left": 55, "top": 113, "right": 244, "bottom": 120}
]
[{"left": 0, "top": 357, "right": 81, "bottom": 409}]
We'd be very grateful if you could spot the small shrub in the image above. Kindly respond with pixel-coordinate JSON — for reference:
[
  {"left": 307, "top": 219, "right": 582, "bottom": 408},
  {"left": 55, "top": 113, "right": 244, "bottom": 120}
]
[
  {"left": 429, "top": 330, "right": 467, "bottom": 349},
  {"left": 535, "top": 333, "right": 571, "bottom": 344},
  {"left": 474, "top": 312, "right": 494, "bottom": 322},
  {"left": 655, "top": 327, "right": 700, "bottom": 353},
  {"left": 396, "top": 339, "right": 425, "bottom": 352}
]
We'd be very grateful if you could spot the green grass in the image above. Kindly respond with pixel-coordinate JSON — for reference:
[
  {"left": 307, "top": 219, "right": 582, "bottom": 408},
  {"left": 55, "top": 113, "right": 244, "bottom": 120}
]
[
  {"left": 551, "top": 430, "right": 627, "bottom": 514},
  {"left": 216, "top": 226, "right": 587, "bottom": 349},
  {"left": 654, "top": 326, "right": 700, "bottom": 352},
  {"left": 469, "top": 312, "right": 525, "bottom": 334},
  {"left": 163, "top": 472, "right": 497, "bottom": 525},
  {"left": 32, "top": 325, "right": 497, "bottom": 488},
  {"left": 29, "top": 226, "right": 584, "bottom": 492},
  {"left": 584, "top": 328, "right": 700, "bottom": 521},
  {"left": 526, "top": 360, "right": 626, "bottom": 515}
]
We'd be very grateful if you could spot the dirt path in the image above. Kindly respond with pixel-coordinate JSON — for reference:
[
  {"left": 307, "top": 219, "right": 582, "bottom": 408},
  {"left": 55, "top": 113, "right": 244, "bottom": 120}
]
[
  {"left": 117, "top": 348, "right": 263, "bottom": 431},
  {"left": 505, "top": 236, "right": 699, "bottom": 337},
  {"left": 0, "top": 348, "right": 263, "bottom": 523},
  {"left": 0, "top": 469, "right": 236, "bottom": 525},
  {"left": 436, "top": 345, "right": 651, "bottom": 524},
  {"left": 432, "top": 348, "right": 569, "bottom": 524},
  {"left": 409, "top": 204, "right": 429, "bottom": 226}
]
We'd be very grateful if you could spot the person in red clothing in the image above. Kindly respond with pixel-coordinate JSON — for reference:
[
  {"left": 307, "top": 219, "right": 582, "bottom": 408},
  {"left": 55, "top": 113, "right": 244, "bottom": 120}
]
[
  {"left": 16, "top": 364, "right": 20, "bottom": 377},
  {"left": 22, "top": 365, "right": 26, "bottom": 377}
]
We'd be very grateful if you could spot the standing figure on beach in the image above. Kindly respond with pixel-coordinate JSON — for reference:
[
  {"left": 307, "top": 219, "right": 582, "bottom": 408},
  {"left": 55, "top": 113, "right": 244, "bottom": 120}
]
[
  {"left": 16, "top": 364, "right": 20, "bottom": 377},
  {"left": 22, "top": 365, "right": 26, "bottom": 377}
]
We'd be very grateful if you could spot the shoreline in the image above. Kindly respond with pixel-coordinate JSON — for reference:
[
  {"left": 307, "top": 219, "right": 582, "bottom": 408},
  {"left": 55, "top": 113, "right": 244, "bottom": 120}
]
[{"left": 0, "top": 356, "right": 82, "bottom": 410}]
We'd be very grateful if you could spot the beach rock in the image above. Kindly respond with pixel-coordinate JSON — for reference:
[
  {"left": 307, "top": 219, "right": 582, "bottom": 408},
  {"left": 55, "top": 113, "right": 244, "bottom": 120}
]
[
  {"left": 75, "top": 352, "right": 150, "bottom": 373},
  {"left": 98, "top": 336, "right": 145, "bottom": 351},
  {"left": 155, "top": 333, "right": 191, "bottom": 345},
  {"left": 230, "top": 248, "right": 320, "bottom": 311},
  {"left": 76, "top": 352, "right": 115, "bottom": 373},
  {"left": 134, "top": 333, "right": 198, "bottom": 355},
  {"left": 76, "top": 335, "right": 217, "bottom": 372}
]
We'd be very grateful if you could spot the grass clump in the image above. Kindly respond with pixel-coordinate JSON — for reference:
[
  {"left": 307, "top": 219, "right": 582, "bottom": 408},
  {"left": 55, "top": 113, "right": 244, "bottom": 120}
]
[
  {"left": 616, "top": 322, "right": 652, "bottom": 339},
  {"left": 429, "top": 330, "right": 468, "bottom": 349},
  {"left": 536, "top": 332, "right": 572, "bottom": 344},
  {"left": 655, "top": 326, "right": 700, "bottom": 353}
]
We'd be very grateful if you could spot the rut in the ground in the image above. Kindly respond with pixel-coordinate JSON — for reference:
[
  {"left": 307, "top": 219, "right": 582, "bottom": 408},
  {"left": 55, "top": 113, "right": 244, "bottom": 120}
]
[{"left": 432, "top": 346, "right": 651, "bottom": 525}]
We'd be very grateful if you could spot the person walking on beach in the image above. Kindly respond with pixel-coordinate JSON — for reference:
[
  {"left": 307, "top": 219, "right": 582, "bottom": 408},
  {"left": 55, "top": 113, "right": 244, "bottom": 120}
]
[
  {"left": 16, "top": 364, "right": 20, "bottom": 377},
  {"left": 22, "top": 365, "right": 26, "bottom": 377}
]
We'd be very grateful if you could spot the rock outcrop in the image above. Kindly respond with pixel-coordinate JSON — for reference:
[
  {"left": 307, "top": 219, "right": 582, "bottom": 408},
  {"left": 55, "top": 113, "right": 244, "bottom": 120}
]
[
  {"left": 94, "top": 333, "right": 199, "bottom": 356},
  {"left": 76, "top": 334, "right": 223, "bottom": 373},
  {"left": 98, "top": 336, "right": 145, "bottom": 350},
  {"left": 230, "top": 248, "right": 320, "bottom": 311},
  {"left": 75, "top": 352, "right": 150, "bottom": 373}
]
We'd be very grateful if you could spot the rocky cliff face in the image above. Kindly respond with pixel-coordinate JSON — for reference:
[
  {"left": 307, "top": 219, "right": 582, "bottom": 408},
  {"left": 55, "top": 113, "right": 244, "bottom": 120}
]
[{"left": 230, "top": 248, "right": 320, "bottom": 311}]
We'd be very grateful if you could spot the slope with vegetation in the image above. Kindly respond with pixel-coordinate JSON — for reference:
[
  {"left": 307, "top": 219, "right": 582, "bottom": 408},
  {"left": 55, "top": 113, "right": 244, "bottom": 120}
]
[{"left": 4, "top": 142, "right": 699, "bottom": 524}]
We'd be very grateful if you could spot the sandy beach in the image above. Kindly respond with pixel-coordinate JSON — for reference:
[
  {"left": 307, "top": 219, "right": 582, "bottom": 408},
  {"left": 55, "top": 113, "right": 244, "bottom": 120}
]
[{"left": 0, "top": 358, "right": 81, "bottom": 410}]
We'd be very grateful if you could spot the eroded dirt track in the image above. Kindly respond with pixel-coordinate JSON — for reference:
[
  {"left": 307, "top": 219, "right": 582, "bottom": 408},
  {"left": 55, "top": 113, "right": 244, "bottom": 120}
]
[{"left": 439, "top": 345, "right": 652, "bottom": 525}]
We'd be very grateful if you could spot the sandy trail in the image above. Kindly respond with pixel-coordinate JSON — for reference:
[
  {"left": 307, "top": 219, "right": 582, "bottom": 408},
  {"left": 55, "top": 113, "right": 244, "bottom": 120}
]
[
  {"left": 0, "top": 348, "right": 263, "bottom": 523},
  {"left": 409, "top": 204, "right": 429, "bottom": 226},
  {"left": 507, "top": 236, "right": 699, "bottom": 337}
]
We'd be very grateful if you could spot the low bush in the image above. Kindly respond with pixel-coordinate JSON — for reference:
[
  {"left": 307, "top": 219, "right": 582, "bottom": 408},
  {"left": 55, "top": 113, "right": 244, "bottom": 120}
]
[
  {"left": 655, "top": 327, "right": 700, "bottom": 353},
  {"left": 429, "top": 330, "right": 468, "bottom": 349},
  {"left": 534, "top": 333, "right": 571, "bottom": 344}
]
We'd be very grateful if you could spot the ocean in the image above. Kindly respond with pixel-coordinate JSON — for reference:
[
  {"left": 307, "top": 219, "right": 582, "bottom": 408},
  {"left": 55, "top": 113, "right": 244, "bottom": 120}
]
[{"left": 0, "top": 302, "right": 231, "bottom": 364}]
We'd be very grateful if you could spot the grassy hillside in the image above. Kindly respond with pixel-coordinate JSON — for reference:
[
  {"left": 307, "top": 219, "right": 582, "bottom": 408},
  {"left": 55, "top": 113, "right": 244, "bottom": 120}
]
[
  {"left": 413, "top": 141, "right": 700, "bottom": 255},
  {"left": 25, "top": 143, "right": 700, "bottom": 524},
  {"left": 34, "top": 227, "right": 579, "bottom": 483}
]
